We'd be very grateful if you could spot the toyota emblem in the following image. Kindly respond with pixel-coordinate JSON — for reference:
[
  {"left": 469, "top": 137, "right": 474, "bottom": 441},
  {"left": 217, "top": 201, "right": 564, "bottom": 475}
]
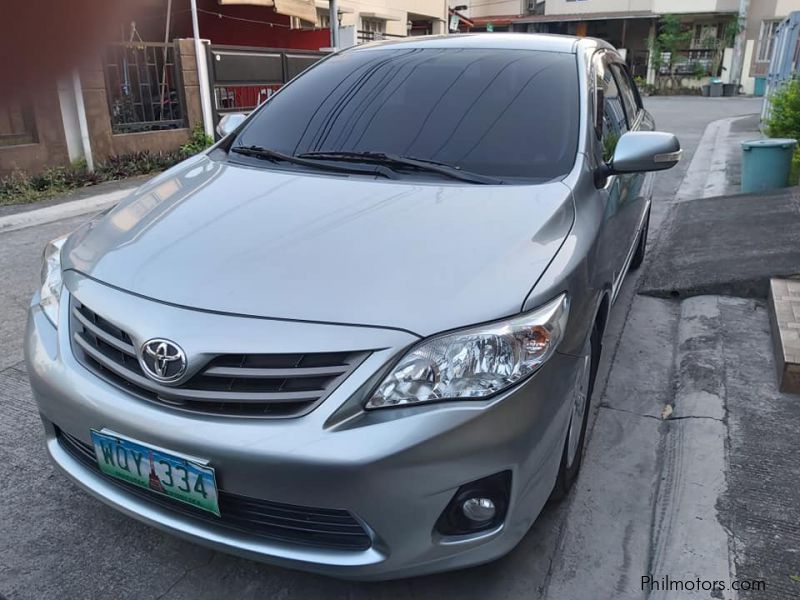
[{"left": 140, "top": 339, "right": 187, "bottom": 383}]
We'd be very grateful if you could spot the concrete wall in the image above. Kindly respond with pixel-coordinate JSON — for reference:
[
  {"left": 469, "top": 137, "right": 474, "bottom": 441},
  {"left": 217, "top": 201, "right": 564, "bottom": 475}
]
[
  {"left": 775, "top": 0, "right": 800, "bottom": 16},
  {"left": 545, "top": 0, "right": 650, "bottom": 16},
  {"left": 402, "top": 0, "right": 447, "bottom": 21},
  {"left": 80, "top": 39, "right": 201, "bottom": 163},
  {"left": 56, "top": 78, "right": 83, "bottom": 163},
  {"left": 742, "top": 0, "right": 793, "bottom": 82},
  {"left": 545, "top": 0, "right": 740, "bottom": 16},
  {"left": 0, "top": 91, "right": 71, "bottom": 177},
  {"left": 175, "top": 39, "right": 205, "bottom": 135},
  {"left": 0, "top": 38, "right": 204, "bottom": 178},
  {"left": 741, "top": 38, "right": 757, "bottom": 94},
  {"left": 652, "top": 0, "right": 738, "bottom": 15},
  {"left": 471, "top": 0, "right": 522, "bottom": 19},
  {"left": 321, "top": 0, "right": 446, "bottom": 37}
]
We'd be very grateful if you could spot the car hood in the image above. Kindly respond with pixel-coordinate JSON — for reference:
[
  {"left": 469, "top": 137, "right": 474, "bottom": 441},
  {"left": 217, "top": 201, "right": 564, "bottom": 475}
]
[{"left": 64, "top": 156, "right": 574, "bottom": 337}]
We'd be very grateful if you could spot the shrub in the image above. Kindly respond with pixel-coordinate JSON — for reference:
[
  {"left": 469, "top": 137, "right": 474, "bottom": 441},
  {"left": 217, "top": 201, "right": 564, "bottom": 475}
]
[
  {"left": 766, "top": 78, "right": 800, "bottom": 140},
  {"left": 96, "top": 150, "right": 183, "bottom": 179},
  {"left": 790, "top": 148, "right": 800, "bottom": 186},
  {"left": 0, "top": 124, "right": 214, "bottom": 205},
  {"left": 765, "top": 78, "right": 800, "bottom": 185},
  {"left": 180, "top": 125, "right": 215, "bottom": 157}
]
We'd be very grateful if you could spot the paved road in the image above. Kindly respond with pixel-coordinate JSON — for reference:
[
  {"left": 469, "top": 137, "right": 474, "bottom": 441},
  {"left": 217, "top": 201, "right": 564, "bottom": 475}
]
[{"left": 0, "top": 97, "right": 764, "bottom": 600}]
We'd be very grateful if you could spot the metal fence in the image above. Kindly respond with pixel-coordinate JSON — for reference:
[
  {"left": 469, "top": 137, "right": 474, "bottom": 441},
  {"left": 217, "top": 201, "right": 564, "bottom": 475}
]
[
  {"left": 214, "top": 85, "right": 283, "bottom": 114},
  {"left": 206, "top": 45, "right": 326, "bottom": 130},
  {"left": 356, "top": 30, "right": 405, "bottom": 43},
  {"left": 762, "top": 12, "right": 800, "bottom": 122},
  {"left": 104, "top": 42, "right": 185, "bottom": 134},
  {"left": 658, "top": 49, "right": 720, "bottom": 77}
]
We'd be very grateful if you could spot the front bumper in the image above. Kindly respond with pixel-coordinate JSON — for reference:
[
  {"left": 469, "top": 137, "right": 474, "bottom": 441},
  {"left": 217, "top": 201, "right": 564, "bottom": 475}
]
[{"left": 24, "top": 278, "right": 582, "bottom": 580}]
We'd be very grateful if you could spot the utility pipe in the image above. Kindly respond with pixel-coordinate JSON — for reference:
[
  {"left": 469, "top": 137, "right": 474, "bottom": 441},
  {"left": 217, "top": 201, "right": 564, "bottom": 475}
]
[
  {"left": 730, "top": 0, "right": 750, "bottom": 86},
  {"left": 190, "top": 0, "right": 214, "bottom": 138},
  {"left": 330, "top": 0, "right": 339, "bottom": 49}
]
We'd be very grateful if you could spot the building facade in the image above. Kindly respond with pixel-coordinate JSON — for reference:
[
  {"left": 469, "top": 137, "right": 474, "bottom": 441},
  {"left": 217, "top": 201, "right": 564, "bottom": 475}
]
[
  {"left": 316, "top": 0, "right": 447, "bottom": 42},
  {"left": 462, "top": 0, "right": 799, "bottom": 93},
  {"left": 740, "top": 0, "right": 800, "bottom": 94}
]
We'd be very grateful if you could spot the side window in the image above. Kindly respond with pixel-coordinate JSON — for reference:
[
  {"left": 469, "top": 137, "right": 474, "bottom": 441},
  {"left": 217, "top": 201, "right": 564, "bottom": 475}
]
[
  {"left": 593, "top": 55, "right": 628, "bottom": 162},
  {"left": 612, "top": 63, "right": 640, "bottom": 127}
]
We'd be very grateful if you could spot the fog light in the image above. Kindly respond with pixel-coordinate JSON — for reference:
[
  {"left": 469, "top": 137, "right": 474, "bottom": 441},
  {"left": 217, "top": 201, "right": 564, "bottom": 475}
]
[
  {"left": 462, "top": 497, "right": 496, "bottom": 523},
  {"left": 435, "top": 471, "right": 511, "bottom": 536}
]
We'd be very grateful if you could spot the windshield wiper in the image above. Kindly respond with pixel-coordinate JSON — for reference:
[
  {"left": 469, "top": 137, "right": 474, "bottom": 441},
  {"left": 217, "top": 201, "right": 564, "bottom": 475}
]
[
  {"left": 297, "top": 151, "right": 504, "bottom": 185},
  {"left": 230, "top": 145, "right": 398, "bottom": 179}
]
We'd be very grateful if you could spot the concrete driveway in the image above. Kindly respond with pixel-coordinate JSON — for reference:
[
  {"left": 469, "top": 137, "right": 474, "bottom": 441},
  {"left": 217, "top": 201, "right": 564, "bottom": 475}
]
[{"left": 0, "top": 97, "right": 774, "bottom": 600}]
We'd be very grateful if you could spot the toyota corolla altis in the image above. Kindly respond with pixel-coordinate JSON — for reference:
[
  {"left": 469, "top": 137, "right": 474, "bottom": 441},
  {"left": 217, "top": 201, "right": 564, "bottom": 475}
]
[{"left": 25, "top": 34, "right": 679, "bottom": 579}]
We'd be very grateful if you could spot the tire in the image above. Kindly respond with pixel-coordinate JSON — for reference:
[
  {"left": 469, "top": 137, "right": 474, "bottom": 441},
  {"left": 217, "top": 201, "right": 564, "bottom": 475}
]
[
  {"left": 549, "top": 326, "right": 600, "bottom": 502},
  {"left": 629, "top": 209, "right": 650, "bottom": 271}
]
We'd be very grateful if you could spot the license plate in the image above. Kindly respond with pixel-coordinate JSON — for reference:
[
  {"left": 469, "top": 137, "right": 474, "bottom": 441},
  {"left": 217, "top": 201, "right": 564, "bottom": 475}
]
[{"left": 90, "top": 430, "right": 220, "bottom": 516}]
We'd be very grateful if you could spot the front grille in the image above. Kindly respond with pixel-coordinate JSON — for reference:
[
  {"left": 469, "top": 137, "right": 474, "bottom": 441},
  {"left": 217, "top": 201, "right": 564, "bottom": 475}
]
[
  {"left": 69, "top": 299, "right": 368, "bottom": 418},
  {"left": 57, "top": 428, "right": 372, "bottom": 551}
]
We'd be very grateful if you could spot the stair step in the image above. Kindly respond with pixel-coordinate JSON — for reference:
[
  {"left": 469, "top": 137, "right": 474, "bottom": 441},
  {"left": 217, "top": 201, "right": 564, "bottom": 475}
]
[{"left": 768, "top": 278, "right": 800, "bottom": 394}]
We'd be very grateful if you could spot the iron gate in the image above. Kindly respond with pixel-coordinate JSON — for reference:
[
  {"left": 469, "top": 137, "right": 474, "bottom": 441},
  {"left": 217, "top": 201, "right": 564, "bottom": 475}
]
[{"left": 206, "top": 45, "right": 326, "bottom": 129}]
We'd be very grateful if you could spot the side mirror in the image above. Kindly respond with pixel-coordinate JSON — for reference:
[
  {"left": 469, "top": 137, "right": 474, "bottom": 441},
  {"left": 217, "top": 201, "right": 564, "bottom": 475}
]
[
  {"left": 216, "top": 113, "right": 248, "bottom": 138},
  {"left": 609, "top": 131, "right": 682, "bottom": 174}
]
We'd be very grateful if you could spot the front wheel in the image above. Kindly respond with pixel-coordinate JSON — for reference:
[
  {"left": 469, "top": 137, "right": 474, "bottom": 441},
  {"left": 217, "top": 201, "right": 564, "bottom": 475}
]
[{"left": 549, "top": 328, "right": 599, "bottom": 502}]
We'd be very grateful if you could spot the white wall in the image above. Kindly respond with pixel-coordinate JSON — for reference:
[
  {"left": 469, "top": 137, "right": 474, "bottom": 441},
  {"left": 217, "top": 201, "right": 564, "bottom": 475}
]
[
  {"left": 470, "top": 0, "right": 523, "bottom": 18},
  {"left": 741, "top": 38, "right": 756, "bottom": 94},
  {"left": 544, "top": 0, "right": 765, "bottom": 20},
  {"left": 339, "top": 25, "right": 357, "bottom": 47},
  {"left": 403, "top": 0, "right": 446, "bottom": 19},
  {"left": 775, "top": 0, "right": 800, "bottom": 17},
  {"left": 652, "top": 0, "right": 739, "bottom": 14},
  {"left": 545, "top": 0, "right": 650, "bottom": 16},
  {"left": 323, "top": 0, "right": 445, "bottom": 37},
  {"left": 57, "top": 78, "right": 82, "bottom": 164},
  {"left": 720, "top": 47, "right": 734, "bottom": 82}
]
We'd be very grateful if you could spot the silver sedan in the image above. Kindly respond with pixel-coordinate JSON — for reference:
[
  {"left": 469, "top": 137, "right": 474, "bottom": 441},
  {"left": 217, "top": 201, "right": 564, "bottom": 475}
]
[{"left": 25, "top": 33, "right": 679, "bottom": 579}]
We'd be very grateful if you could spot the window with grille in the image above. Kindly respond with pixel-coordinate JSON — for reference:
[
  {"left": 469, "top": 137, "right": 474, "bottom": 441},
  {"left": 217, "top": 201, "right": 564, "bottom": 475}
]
[
  {"left": 104, "top": 43, "right": 185, "bottom": 134},
  {"left": 757, "top": 20, "right": 781, "bottom": 63},
  {"left": 362, "top": 18, "right": 386, "bottom": 34},
  {"left": 692, "top": 23, "right": 721, "bottom": 49}
]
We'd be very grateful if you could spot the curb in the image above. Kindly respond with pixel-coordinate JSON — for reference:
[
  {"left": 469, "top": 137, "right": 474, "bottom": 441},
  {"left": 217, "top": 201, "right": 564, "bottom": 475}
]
[
  {"left": 674, "top": 116, "right": 735, "bottom": 201},
  {"left": 0, "top": 188, "right": 134, "bottom": 235},
  {"left": 674, "top": 113, "right": 758, "bottom": 202},
  {"left": 648, "top": 296, "right": 737, "bottom": 599}
]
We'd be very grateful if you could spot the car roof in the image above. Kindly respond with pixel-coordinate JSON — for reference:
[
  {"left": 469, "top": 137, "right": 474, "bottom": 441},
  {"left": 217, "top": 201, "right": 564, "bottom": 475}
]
[{"left": 348, "top": 33, "right": 614, "bottom": 55}]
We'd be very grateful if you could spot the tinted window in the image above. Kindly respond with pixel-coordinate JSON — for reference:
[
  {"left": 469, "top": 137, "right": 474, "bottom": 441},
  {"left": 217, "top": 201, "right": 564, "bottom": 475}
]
[
  {"left": 595, "top": 56, "right": 628, "bottom": 161},
  {"left": 234, "top": 48, "right": 579, "bottom": 181},
  {"left": 611, "top": 63, "right": 639, "bottom": 125}
]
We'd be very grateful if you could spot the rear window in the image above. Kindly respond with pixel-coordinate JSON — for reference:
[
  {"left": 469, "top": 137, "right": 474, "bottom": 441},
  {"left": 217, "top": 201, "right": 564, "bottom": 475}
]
[{"left": 235, "top": 47, "right": 580, "bottom": 182}]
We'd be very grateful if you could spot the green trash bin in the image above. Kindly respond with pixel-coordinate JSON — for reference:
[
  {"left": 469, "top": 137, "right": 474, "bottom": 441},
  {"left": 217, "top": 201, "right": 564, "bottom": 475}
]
[
  {"left": 741, "top": 138, "right": 798, "bottom": 193},
  {"left": 754, "top": 76, "right": 767, "bottom": 97}
]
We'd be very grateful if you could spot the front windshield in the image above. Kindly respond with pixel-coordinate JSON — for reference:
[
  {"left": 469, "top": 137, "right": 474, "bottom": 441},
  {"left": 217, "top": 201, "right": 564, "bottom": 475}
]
[{"left": 233, "top": 47, "right": 579, "bottom": 182}]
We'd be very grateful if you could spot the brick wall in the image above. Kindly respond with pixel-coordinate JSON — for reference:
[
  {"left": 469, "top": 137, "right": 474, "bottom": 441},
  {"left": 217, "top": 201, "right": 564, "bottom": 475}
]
[
  {"left": 0, "top": 89, "right": 71, "bottom": 176},
  {"left": 0, "top": 38, "right": 204, "bottom": 177},
  {"left": 82, "top": 39, "right": 205, "bottom": 162},
  {"left": 176, "top": 38, "right": 205, "bottom": 132}
]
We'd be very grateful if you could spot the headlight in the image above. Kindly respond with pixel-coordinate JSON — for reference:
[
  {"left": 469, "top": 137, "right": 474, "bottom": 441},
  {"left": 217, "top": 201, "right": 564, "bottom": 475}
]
[
  {"left": 39, "top": 235, "right": 68, "bottom": 327},
  {"left": 366, "top": 294, "right": 569, "bottom": 409}
]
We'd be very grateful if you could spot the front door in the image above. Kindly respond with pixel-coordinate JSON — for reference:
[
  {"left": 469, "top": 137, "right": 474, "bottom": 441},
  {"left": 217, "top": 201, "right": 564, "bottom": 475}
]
[{"left": 592, "top": 52, "right": 648, "bottom": 295}]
